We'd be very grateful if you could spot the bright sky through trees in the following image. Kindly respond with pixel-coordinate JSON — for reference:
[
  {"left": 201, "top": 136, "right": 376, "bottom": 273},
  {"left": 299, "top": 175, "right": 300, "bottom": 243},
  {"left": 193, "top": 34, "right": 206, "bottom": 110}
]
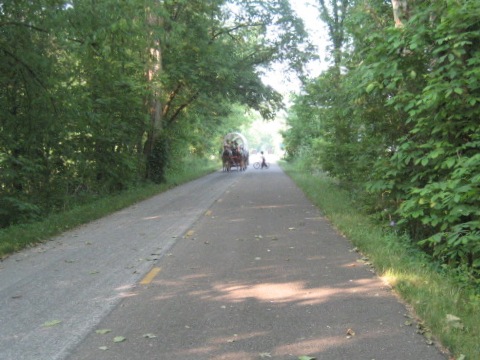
[{"left": 262, "top": 0, "right": 328, "bottom": 94}]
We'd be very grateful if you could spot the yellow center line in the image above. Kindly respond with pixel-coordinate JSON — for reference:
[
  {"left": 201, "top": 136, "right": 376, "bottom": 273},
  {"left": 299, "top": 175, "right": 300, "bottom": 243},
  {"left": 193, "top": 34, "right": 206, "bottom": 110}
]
[{"left": 140, "top": 267, "right": 161, "bottom": 285}]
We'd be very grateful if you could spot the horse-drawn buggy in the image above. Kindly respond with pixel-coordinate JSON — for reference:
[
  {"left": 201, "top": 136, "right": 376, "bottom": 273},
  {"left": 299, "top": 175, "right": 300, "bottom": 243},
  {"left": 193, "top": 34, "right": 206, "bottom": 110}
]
[{"left": 222, "top": 132, "right": 249, "bottom": 172}]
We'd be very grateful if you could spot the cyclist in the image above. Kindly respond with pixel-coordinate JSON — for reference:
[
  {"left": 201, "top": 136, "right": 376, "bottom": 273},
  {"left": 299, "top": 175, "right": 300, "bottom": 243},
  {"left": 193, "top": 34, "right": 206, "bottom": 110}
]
[{"left": 260, "top": 151, "right": 267, "bottom": 169}]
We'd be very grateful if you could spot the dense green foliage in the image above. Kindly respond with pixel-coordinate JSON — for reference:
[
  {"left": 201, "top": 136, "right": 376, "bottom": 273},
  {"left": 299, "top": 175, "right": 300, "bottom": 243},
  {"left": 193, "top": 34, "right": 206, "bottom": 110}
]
[
  {"left": 0, "top": 0, "right": 310, "bottom": 227},
  {"left": 283, "top": 0, "right": 480, "bottom": 282}
]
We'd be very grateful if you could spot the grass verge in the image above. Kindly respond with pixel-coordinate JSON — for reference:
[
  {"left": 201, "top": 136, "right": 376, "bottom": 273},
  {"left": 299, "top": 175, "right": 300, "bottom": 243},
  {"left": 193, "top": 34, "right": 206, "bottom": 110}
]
[
  {"left": 0, "top": 158, "right": 219, "bottom": 258},
  {"left": 281, "top": 160, "right": 479, "bottom": 360}
]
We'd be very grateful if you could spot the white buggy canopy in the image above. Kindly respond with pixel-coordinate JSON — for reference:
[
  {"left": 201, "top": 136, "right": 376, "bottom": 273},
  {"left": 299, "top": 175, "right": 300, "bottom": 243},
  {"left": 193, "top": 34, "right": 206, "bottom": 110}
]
[{"left": 223, "top": 132, "right": 248, "bottom": 150}]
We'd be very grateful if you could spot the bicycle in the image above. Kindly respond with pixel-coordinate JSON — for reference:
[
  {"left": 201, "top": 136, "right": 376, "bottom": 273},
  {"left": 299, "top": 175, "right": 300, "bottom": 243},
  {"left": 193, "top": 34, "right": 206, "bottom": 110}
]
[{"left": 253, "top": 161, "right": 269, "bottom": 169}]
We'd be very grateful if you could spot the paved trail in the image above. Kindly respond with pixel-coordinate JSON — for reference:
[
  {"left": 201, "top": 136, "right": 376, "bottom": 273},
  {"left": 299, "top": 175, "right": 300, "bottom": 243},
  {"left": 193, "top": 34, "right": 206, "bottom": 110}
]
[{"left": 1, "top": 164, "right": 447, "bottom": 360}]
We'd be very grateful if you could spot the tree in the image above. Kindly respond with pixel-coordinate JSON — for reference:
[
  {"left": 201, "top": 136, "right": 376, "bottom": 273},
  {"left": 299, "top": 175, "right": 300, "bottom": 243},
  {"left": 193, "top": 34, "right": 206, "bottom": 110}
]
[
  {"left": 283, "top": 0, "right": 355, "bottom": 180},
  {"left": 391, "top": 0, "right": 409, "bottom": 28},
  {"left": 284, "top": 0, "right": 480, "bottom": 278},
  {"left": 317, "top": 0, "right": 350, "bottom": 69},
  {"left": 0, "top": 0, "right": 68, "bottom": 225},
  {"left": 63, "top": 0, "right": 149, "bottom": 191},
  {"left": 373, "top": 1, "right": 480, "bottom": 272},
  {"left": 142, "top": 0, "right": 310, "bottom": 181},
  {"left": 0, "top": 0, "right": 312, "bottom": 226}
]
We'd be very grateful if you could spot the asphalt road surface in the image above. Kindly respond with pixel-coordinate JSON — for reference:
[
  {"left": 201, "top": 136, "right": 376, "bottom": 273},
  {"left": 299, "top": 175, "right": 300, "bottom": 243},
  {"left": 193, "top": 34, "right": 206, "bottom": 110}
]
[{"left": 0, "top": 164, "right": 447, "bottom": 360}]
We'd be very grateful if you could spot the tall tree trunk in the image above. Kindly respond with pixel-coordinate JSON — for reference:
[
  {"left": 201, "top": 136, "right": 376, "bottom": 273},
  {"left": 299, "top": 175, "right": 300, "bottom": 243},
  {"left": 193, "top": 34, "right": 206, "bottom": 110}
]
[
  {"left": 143, "top": 4, "right": 164, "bottom": 179},
  {"left": 391, "top": 0, "right": 409, "bottom": 28},
  {"left": 144, "top": 48, "right": 163, "bottom": 157}
]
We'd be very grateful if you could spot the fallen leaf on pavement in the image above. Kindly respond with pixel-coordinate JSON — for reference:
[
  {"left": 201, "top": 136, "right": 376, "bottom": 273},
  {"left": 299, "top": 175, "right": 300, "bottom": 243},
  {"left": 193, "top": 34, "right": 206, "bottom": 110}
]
[
  {"left": 259, "top": 353, "right": 272, "bottom": 358},
  {"left": 113, "top": 336, "right": 126, "bottom": 343},
  {"left": 95, "top": 329, "right": 112, "bottom": 335},
  {"left": 99, "top": 346, "right": 109, "bottom": 351},
  {"left": 184, "top": 230, "right": 195, "bottom": 238},
  {"left": 227, "top": 334, "right": 238, "bottom": 343},
  {"left": 298, "top": 356, "right": 316, "bottom": 360},
  {"left": 346, "top": 328, "right": 356, "bottom": 337},
  {"left": 43, "top": 320, "right": 62, "bottom": 328},
  {"left": 143, "top": 333, "right": 157, "bottom": 339}
]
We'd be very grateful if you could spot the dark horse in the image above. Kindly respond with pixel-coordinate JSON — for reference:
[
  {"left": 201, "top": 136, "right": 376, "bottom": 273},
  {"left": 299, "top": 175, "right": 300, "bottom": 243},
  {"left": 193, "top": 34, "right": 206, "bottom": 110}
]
[
  {"left": 223, "top": 147, "right": 246, "bottom": 171},
  {"left": 222, "top": 148, "right": 232, "bottom": 172}
]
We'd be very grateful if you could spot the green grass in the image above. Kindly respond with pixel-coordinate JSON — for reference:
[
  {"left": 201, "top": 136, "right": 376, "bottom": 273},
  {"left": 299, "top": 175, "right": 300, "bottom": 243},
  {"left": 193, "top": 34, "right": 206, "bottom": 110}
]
[
  {"left": 0, "top": 158, "right": 219, "bottom": 258},
  {"left": 281, "top": 160, "right": 480, "bottom": 360}
]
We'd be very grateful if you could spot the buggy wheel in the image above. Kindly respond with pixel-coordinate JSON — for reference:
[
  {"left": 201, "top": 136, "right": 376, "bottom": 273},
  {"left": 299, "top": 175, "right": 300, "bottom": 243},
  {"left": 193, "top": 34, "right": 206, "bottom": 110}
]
[{"left": 253, "top": 162, "right": 260, "bottom": 169}]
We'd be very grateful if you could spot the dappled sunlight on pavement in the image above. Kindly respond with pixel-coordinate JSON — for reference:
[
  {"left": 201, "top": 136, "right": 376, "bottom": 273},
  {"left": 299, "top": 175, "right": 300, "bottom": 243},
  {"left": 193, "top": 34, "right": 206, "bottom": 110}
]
[
  {"left": 211, "top": 281, "right": 318, "bottom": 303},
  {"left": 206, "top": 278, "right": 381, "bottom": 305},
  {"left": 66, "top": 166, "right": 446, "bottom": 360}
]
